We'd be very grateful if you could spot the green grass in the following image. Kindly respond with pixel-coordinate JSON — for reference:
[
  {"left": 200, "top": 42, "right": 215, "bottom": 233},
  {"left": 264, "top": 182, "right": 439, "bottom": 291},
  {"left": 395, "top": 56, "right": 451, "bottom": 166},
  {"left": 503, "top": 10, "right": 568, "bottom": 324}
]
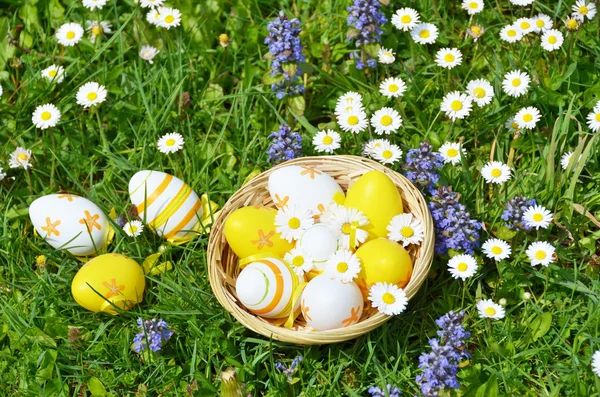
[{"left": 1, "top": 0, "right": 600, "bottom": 395}]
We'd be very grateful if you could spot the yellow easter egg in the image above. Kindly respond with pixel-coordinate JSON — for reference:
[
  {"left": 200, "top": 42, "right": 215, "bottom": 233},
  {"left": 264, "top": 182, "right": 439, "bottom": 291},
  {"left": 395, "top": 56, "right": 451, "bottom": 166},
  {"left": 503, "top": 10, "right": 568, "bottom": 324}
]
[
  {"left": 224, "top": 206, "right": 294, "bottom": 259},
  {"left": 71, "top": 254, "right": 145, "bottom": 314},
  {"left": 355, "top": 238, "right": 412, "bottom": 299},
  {"left": 344, "top": 171, "right": 403, "bottom": 239}
]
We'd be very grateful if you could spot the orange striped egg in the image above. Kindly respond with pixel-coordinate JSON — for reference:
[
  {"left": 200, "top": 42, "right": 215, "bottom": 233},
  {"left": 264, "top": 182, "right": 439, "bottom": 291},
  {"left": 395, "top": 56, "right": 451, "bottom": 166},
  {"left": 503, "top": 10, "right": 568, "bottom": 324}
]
[
  {"left": 129, "top": 170, "right": 202, "bottom": 241},
  {"left": 235, "top": 258, "right": 303, "bottom": 319}
]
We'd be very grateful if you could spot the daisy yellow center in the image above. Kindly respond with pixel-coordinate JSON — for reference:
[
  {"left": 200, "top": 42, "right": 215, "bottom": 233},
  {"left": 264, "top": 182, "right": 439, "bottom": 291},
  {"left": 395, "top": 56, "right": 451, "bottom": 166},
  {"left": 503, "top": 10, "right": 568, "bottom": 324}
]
[
  {"left": 18, "top": 153, "right": 28, "bottom": 160},
  {"left": 536, "top": 19, "right": 545, "bottom": 28},
  {"left": 322, "top": 136, "right": 333, "bottom": 145},
  {"left": 511, "top": 121, "right": 519, "bottom": 129},
  {"left": 401, "top": 15, "right": 411, "bottom": 23},
  {"left": 507, "top": 29, "right": 516, "bottom": 37},
  {"left": 288, "top": 217, "right": 301, "bottom": 229},
  {"left": 419, "top": 30, "right": 430, "bottom": 38},
  {"left": 535, "top": 250, "right": 546, "bottom": 260},
  {"left": 91, "top": 26, "right": 103, "bottom": 36},
  {"left": 523, "top": 114, "right": 533, "bottom": 122},
  {"left": 165, "top": 15, "right": 175, "bottom": 23},
  {"left": 130, "top": 225, "right": 138, "bottom": 233},
  {"left": 292, "top": 256, "right": 305, "bottom": 266},
  {"left": 388, "top": 84, "right": 399, "bottom": 92},
  {"left": 41, "top": 111, "right": 52, "bottom": 121},
  {"left": 400, "top": 226, "right": 414, "bottom": 238},
  {"left": 473, "top": 87, "right": 485, "bottom": 98},
  {"left": 567, "top": 19, "right": 578, "bottom": 29},
  {"left": 491, "top": 246, "right": 502, "bottom": 254},
  {"left": 444, "top": 53, "right": 455, "bottom": 62},
  {"left": 166, "top": 138, "right": 176, "bottom": 146},
  {"left": 347, "top": 115, "right": 359, "bottom": 125},
  {"left": 533, "top": 213, "right": 543, "bottom": 222},
  {"left": 342, "top": 223, "right": 352, "bottom": 234},
  {"left": 548, "top": 36, "right": 557, "bottom": 44},
  {"left": 48, "top": 70, "right": 57, "bottom": 77},
  {"left": 521, "top": 21, "right": 530, "bottom": 29},
  {"left": 384, "top": 52, "right": 392, "bottom": 57},
  {"left": 382, "top": 149, "right": 393, "bottom": 159},
  {"left": 451, "top": 100, "right": 463, "bottom": 111},
  {"left": 380, "top": 115, "right": 393, "bottom": 126},
  {"left": 469, "top": 1, "right": 478, "bottom": 8},
  {"left": 66, "top": 31, "right": 75, "bottom": 39},
  {"left": 596, "top": 113, "right": 600, "bottom": 122},
  {"left": 447, "top": 148, "right": 459, "bottom": 157},
  {"left": 336, "top": 262, "right": 348, "bottom": 273},
  {"left": 485, "top": 307, "right": 497, "bottom": 316},
  {"left": 579, "top": 5, "right": 588, "bottom": 14},
  {"left": 457, "top": 263, "right": 468, "bottom": 272},
  {"left": 512, "top": 78, "right": 521, "bottom": 87},
  {"left": 471, "top": 26, "right": 481, "bottom": 35},
  {"left": 382, "top": 292, "right": 396, "bottom": 304},
  {"left": 87, "top": 92, "right": 98, "bottom": 101},
  {"left": 491, "top": 168, "right": 502, "bottom": 178}
]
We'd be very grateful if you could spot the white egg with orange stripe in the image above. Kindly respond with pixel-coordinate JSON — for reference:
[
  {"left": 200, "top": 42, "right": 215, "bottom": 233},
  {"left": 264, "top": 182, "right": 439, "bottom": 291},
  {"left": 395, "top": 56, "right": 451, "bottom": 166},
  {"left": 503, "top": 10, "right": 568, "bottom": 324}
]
[
  {"left": 129, "top": 170, "right": 202, "bottom": 241},
  {"left": 235, "top": 257, "right": 303, "bottom": 319}
]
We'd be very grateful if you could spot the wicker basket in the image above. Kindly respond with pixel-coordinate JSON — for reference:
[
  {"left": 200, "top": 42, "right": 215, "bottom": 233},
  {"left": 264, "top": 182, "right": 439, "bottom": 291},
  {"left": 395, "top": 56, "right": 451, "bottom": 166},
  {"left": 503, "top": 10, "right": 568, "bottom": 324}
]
[{"left": 207, "top": 155, "right": 434, "bottom": 345}]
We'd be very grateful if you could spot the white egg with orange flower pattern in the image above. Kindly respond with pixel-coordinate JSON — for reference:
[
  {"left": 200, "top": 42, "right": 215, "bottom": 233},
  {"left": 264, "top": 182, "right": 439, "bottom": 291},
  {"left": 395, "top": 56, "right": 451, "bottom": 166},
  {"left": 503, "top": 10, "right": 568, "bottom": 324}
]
[
  {"left": 268, "top": 165, "right": 344, "bottom": 216},
  {"left": 29, "top": 194, "right": 110, "bottom": 256}
]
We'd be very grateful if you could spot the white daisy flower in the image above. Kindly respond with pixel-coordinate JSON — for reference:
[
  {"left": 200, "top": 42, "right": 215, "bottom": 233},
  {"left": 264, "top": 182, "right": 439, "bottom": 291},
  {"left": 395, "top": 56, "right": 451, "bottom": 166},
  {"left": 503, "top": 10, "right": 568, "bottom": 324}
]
[
  {"left": 440, "top": 91, "right": 473, "bottom": 121},
  {"left": 560, "top": 151, "right": 582, "bottom": 171},
  {"left": 82, "top": 0, "right": 108, "bottom": 11},
  {"left": 435, "top": 48, "right": 462, "bottom": 69},
  {"left": 523, "top": 205, "right": 553, "bottom": 230},
  {"left": 410, "top": 23, "right": 439, "bottom": 45},
  {"left": 467, "top": 24, "right": 485, "bottom": 41},
  {"left": 337, "top": 91, "right": 363, "bottom": 108},
  {"left": 509, "top": 0, "right": 534, "bottom": 5},
  {"left": 515, "top": 18, "right": 536, "bottom": 34},
  {"left": 32, "top": 103, "right": 61, "bottom": 130},
  {"left": 123, "top": 220, "right": 144, "bottom": 237},
  {"left": 482, "top": 238, "right": 512, "bottom": 261},
  {"left": 592, "top": 351, "right": 600, "bottom": 377},
  {"left": 370, "top": 107, "right": 402, "bottom": 135},
  {"left": 140, "top": 0, "right": 164, "bottom": 8},
  {"left": 481, "top": 161, "right": 512, "bottom": 184},
  {"left": 56, "top": 23, "right": 84, "bottom": 47},
  {"left": 526, "top": 241, "right": 556, "bottom": 267},
  {"left": 0, "top": 167, "right": 6, "bottom": 181},
  {"left": 275, "top": 206, "right": 315, "bottom": 242},
  {"left": 387, "top": 213, "right": 424, "bottom": 247},
  {"left": 0, "top": 84, "right": 2, "bottom": 97},
  {"left": 448, "top": 254, "right": 478, "bottom": 280},
  {"left": 86, "top": 21, "right": 112, "bottom": 42},
  {"left": 284, "top": 247, "right": 314, "bottom": 277},
  {"left": 379, "top": 77, "right": 407, "bottom": 98},
  {"left": 157, "top": 7, "right": 182, "bottom": 29},
  {"left": 368, "top": 282, "right": 408, "bottom": 316},
  {"left": 565, "top": 15, "right": 582, "bottom": 31},
  {"left": 322, "top": 206, "right": 369, "bottom": 250},
  {"left": 41, "top": 65, "right": 65, "bottom": 83},
  {"left": 9, "top": 147, "right": 33, "bottom": 169},
  {"left": 363, "top": 138, "right": 389, "bottom": 158},
  {"left": 502, "top": 70, "right": 530, "bottom": 98},
  {"left": 514, "top": 106, "right": 541, "bottom": 130},
  {"left": 146, "top": 8, "right": 161, "bottom": 25},
  {"left": 76, "top": 82, "right": 107, "bottom": 108},
  {"left": 324, "top": 250, "right": 361, "bottom": 283},
  {"left": 499, "top": 25, "right": 523, "bottom": 43},
  {"left": 157, "top": 132, "right": 184, "bottom": 154},
  {"left": 372, "top": 140, "right": 403, "bottom": 165},
  {"left": 312, "top": 130, "right": 341, "bottom": 153},
  {"left": 334, "top": 101, "right": 363, "bottom": 117},
  {"left": 378, "top": 47, "right": 395, "bottom": 64},
  {"left": 533, "top": 14, "right": 553, "bottom": 33},
  {"left": 438, "top": 142, "right": 466, "bottom": 165},
  {"left": 139, "top": 45, "right": 159, "bottom": 64},
  {"left": 541, "top": 29, "right": 564, "bottom": 52},
  {"left": 337, "top": 109, "right": 368, "bottom": 134},
  {"left": 461, "top": 0, "right": 484, "bottom": 14},
  {"left": 391, "top": 8, "right": 420, "bottom": 31},
  {"left": 587, "top": 106, "right": 600, "bottom": 132},
  {"left": 505, "top": 117, "right": 521, "bottom": 133},
  {"left": 477, "top": 299, "right": 505, "bottom": 319},
  {"left": 466, "top": 79, "right": 494, "bottom": 107},
  {"left": 572, "top": 0, "right": 597, "bottom": 21}
]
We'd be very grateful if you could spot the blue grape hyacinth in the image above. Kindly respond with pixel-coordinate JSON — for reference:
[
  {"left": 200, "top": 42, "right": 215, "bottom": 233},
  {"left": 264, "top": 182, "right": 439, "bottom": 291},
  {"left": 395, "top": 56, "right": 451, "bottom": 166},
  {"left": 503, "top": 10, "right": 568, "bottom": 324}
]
[
  {"left": 133, "top": 317, "right": 173, "bottom": 353},
  {"left": 502, "top": 196, "right": 537, "bottom": 230},
  {"left": 403, "top": 142, "right": 445, "bottom": 195},
  {"left": 267, "top": 124, "right": 302, "bottom": 164},
  {"left": 367, "top": 384, "right": 402, "bottom": 396},
  {"left": 275, "top": 355, "right": 302, "bottom": 383},
  {"left": 347, "top": 0, "right": 387, "bottom": 69}
]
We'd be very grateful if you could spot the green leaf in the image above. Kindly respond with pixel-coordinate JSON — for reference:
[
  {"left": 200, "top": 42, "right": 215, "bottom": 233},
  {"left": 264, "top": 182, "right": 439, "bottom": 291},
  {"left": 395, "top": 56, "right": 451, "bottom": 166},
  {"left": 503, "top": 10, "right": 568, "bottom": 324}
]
[
  {"left": 262, "top": 71, "right": 283, "bottom": 86},
  {"left": 36, "top": 350, "right": 57, "bottom": 381},
  {"left": 530, "top": 312, "right": 552, "bottom": 341},
  {"left": 88, "top": 377, "right": 107, "bottom": 396},
  {"left": 476, "top": 375, "right": 498, "bottom": 397},
  {"left": 287, "top": 95, "right": 305, "bottom": 117},
  {"left": 496, "top": 226, "right": 518, "bottom": 241}
]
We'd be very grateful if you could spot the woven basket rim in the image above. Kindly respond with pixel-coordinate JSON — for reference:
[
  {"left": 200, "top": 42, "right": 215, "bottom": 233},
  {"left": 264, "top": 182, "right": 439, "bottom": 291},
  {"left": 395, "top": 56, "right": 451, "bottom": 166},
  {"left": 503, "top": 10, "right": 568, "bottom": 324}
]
[{"left": 207, "top": 155, "right": 434, "bottom": 345}]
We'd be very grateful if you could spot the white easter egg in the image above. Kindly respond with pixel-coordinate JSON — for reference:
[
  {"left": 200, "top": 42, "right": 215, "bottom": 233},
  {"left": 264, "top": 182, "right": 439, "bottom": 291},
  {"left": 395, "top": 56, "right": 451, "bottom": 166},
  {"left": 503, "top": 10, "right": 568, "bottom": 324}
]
[
  {"left": 298, "top": 224, "right": 338, "bottom": 270},
  {"left": 29, "top": 194, "right": 110, "bottom": 256},
  {"left": 129, "top": 170, "right": 203, "bottom": 241},
  {"left": 268, "top": 165, "right": 344, "bottom": 215},
  {"left": 235, "top": 258, "right": 303, "bottom": 319},
  {"left": 301, "top": 275, "right": 363, "bottom": 331}
]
